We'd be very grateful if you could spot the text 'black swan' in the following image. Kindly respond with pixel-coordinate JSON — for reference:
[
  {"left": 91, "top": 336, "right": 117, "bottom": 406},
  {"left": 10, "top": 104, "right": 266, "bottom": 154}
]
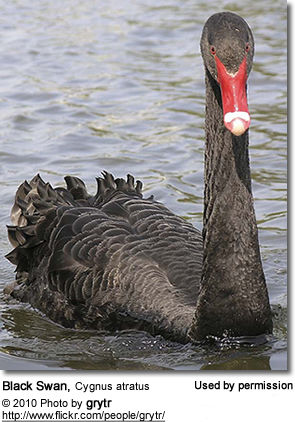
[{"left": 5, "top": 12, "right": 273, "bottom": 343}]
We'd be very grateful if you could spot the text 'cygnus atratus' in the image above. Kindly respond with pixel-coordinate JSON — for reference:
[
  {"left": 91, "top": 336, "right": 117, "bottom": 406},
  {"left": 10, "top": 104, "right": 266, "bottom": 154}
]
[{"left": 5, "top": 12, "right": 273, "bottom": 342}]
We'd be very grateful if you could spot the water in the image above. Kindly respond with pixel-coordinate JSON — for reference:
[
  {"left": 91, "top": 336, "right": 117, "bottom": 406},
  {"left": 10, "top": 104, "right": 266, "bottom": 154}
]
[{"left": 0, "top": 0, "right": 287, "bottom": 370}]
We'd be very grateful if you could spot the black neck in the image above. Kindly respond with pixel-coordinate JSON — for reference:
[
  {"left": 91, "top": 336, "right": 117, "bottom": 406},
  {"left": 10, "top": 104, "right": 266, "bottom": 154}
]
[
  {"left": 202, "top": 69, "right": 253, "bottom": 239},
  {"left": 189, "top": 69, "right": 272, "bottom": 340}
]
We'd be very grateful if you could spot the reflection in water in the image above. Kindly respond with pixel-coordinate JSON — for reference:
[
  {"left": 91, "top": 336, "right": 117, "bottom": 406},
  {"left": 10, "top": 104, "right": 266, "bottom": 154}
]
[
  {"left": 201, "top": 356, "right": 271, "bottom": 371},
  {"left": 0, "top": 0, "right": 287, "bottom": 370},
  {"left": 0, "top": 304, "right": 286, "bottom": 370}
]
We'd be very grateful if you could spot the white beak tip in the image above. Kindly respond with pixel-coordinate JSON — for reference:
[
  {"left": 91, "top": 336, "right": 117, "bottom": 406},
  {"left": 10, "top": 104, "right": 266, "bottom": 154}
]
[
  {"left": 224, "top": 112, "right": 250, "bottom": 136},
  {"left": 231, "top": 119, "right": 248, "bottom": 136}
]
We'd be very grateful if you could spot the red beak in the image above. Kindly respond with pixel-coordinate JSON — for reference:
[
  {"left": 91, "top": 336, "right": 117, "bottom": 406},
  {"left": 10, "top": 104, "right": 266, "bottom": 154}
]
[{"left": 215, "top": 55, "right": 250, "bottom": 136}]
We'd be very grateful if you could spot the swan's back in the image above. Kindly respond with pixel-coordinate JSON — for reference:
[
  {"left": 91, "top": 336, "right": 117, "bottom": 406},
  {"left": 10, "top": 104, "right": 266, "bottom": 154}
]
[{"left": 6, "top": 173, "right": 202, "bottom": 341}]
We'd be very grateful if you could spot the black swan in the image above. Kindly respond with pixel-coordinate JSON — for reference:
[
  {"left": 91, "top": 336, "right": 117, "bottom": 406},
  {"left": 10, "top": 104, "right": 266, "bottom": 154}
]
[{"left": 5, "top": 12, "right": 273, "bottom": 342}]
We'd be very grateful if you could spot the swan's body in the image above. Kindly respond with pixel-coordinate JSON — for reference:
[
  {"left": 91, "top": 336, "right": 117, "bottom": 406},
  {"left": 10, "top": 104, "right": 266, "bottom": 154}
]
[{"left": 5, "top": 12, "right": 273, "bottom": 342}]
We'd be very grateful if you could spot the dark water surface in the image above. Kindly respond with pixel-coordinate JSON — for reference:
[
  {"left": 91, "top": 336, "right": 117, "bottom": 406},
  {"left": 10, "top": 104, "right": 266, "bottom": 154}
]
[{"left": 0, "top": 0, "right": 287, "bottom": 370}]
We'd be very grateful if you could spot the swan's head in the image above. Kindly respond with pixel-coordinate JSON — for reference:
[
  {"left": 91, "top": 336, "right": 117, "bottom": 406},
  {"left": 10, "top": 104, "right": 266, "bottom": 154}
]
[{"left": 201, "top": 12, "right": 254, "bottom": 136}]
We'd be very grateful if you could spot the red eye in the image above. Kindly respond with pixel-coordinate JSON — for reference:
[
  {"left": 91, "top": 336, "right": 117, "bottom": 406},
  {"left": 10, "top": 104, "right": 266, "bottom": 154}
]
[
  {"left": 245, "top": 43, "right": 250, "bottom": 52},
  {"left": 210, "top": 46, "right": 216, "bottom": 55}
]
